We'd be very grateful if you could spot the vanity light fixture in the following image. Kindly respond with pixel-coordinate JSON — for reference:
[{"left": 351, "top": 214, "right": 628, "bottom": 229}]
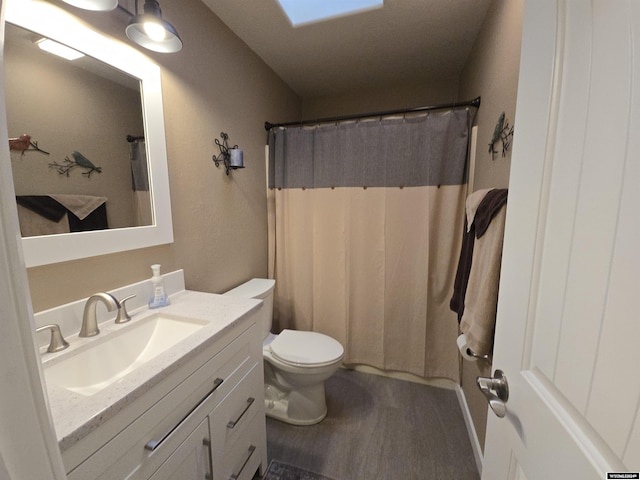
[
  {"left": 35, "top": 38, "right": 85, "bottom": 61},
  {"left": 212, "top": 132, "right": 244, "bottom": 176},
  {"left": 60, "top": 0, "right": 182, "bottom": 53},
  {"left": 61, "top": 0, "right": 117, "bottom": 12},
  {"left": 126, "top": 0, "right": 183, "bottom": 53}
]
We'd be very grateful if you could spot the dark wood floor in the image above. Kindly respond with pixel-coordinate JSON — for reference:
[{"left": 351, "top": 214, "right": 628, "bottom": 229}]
[{"left": 263, "top": 368, "right": 480, "bottom": 480}]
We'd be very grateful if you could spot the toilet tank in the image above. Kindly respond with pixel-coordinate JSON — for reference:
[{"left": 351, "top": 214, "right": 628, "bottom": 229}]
[{"left": 224, "top": 278, "right": 275, "bottom": 340}]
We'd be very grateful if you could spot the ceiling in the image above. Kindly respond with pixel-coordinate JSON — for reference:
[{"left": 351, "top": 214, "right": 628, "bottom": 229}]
[{"left": 201, "top": 0, "right": 493, "bottom": 98}]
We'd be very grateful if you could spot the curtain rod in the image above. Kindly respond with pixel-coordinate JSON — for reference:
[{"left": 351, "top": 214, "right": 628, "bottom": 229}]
[{"left": 264, "top": 96, "right": 480, "bottom": 131}]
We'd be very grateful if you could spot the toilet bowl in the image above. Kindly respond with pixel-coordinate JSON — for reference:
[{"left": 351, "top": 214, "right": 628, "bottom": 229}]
[{"left": 224, "top": 279, "right": 344, "bottom": 425}]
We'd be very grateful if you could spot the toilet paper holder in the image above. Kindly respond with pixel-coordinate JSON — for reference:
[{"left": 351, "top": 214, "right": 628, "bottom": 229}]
[
  {"left": 457, "top": 333, "right": 492, "bottom": 361},
  {"left": 466, "top": 347, "right": 491, "bottom": 361}
]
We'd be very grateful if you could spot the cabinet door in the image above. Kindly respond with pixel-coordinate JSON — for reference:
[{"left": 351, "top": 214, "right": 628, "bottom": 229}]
[{"left": 149, "top": 418, "right": 211, "bottom": 480}]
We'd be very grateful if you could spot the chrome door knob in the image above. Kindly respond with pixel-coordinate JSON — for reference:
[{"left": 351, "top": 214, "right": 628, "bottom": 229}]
[{"left": 477, "top": 369, "right": 509, "bottom": 418}]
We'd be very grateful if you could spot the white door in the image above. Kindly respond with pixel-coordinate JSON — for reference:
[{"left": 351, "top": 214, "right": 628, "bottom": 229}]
[
  {"left": 482, "top": 0, "right": 640, "bottom": 478},
  {"left": 0, "top": 2, "right": 68, "bottom": 478}
]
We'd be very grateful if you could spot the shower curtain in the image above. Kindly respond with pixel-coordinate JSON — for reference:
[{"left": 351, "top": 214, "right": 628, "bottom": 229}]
[
  {"left": 128, "top": 139, "right": 152, "bottom": 226},
  {"left": 267, "top": 108, "right": 475, "bottom": 381}
]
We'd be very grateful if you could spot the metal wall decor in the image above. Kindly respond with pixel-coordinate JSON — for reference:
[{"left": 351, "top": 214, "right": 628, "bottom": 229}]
[
  {"left": 9, "top": 134, "right": 50, "bottom": 156},
  {"left": 49, "top": 150, "right": 103, "bottom": 177},
  {"left": 488, "top": 112, "right": 514, "bottom": 159},
  {"left": 212, "top": 132, "right": 244, "bottom": 176}
]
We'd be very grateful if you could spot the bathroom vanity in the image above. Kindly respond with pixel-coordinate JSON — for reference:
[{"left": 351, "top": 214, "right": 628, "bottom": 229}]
[{"left": 37, "top": 277, "right": 267, "bottom": 480}]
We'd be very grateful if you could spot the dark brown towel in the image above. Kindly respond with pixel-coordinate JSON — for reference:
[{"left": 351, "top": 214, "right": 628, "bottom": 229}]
[
  {"left": 16, "top": 195, "right": 67, "bottom": 222},
  {"left": 16, "top": 195, "right": 108, "bottom": 232},
  {"left": 450, "top": 189, "right": 508, "bottom": 322},
  {"left": 68, "top": 203, "right": 109, "bottom": 232},
  {"left": 475, "top": 189, "right": 508, "bottom": 238},
  {"left": 450, "top": 217, "right": 475, "bottom": 321}
]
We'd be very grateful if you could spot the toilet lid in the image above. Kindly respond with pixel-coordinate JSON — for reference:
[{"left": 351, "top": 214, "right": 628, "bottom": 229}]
[{"left": 269, "top": 329, "right": 344, "bottom": 366}]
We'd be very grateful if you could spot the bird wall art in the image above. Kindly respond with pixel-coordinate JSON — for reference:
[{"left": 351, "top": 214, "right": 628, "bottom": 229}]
[
  {"left": 48, "top": 150, "right": 103, "bottom": 178},
  {"left": 8, "top": 134, "right": 50, "bottom": 155}
]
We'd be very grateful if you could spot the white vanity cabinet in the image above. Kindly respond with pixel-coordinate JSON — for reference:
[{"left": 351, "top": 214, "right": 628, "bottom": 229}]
[
  {"left": 64, "top": 309, "right": 267, "bottom": 480},
  {"left": 148, "top": 418, "right": 210, "bottom": 480},
  {"left": 150, "top": 365, "right": 265, "bottom": 480}
]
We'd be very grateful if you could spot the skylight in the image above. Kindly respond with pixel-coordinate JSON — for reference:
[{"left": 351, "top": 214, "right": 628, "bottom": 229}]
[{"left": 277, "top": 0, "right": 384, "bottom": 27}]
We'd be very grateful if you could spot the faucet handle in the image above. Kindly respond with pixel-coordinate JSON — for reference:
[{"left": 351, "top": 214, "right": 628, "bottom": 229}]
[
  {"left": 115, "top": 294, "right": 136, "bottom": 324},
  {"left": 36, "top": 324, "right": 69, "bottom": 353}
]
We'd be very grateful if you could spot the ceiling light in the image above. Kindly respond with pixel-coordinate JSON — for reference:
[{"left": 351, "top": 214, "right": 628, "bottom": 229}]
[
  {"left": 36, "top": 38, "right": 85, "bottom": 61},
  {"left": 60, "top": 0, "right": 118, "bottom": 12},
  {"left": 277, "top": 0, "right": 384, "bottom": 26},
  {"left": 126, "top": 0, "right": 182, "bottom": 53}
]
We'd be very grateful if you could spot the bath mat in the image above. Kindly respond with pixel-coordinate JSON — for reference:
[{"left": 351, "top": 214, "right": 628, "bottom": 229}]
[{"left": 263, "top": 460, "right": 336, "bottom": 480}]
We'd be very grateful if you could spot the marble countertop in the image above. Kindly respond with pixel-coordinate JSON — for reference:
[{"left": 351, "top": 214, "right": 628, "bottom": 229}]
[{"left": 41, "top": 290, "right": 261, "bottom": 452}]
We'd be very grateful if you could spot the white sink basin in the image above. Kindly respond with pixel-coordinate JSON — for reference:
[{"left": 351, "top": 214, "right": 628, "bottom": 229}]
[{"left": 44, "top": 313, "right": 208, "bottom": 396}]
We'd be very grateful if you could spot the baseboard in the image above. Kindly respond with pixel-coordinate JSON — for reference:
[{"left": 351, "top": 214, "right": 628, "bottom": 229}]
[
  {"left": 455, "top": 384, "right": 484, "bottom": 476},
  {"left": 344, "top": 364, "right": 457, "bottom": 390}
]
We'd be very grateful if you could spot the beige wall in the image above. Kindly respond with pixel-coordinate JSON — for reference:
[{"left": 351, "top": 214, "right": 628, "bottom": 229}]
[
  {"left": 460, "top": 0, "right": 523, "bottom": 192},
  {"left": 458, "top": 0, "right": 524, "bottom": 451},
  {"left": 24, "top": 0, "right": 300, "bottom": 312},
  {"left": 301, "top": 77, "right": 460, "bottom": 120}
]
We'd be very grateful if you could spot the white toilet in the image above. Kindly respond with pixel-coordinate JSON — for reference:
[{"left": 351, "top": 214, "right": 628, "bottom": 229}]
[{"left": 224, "top": 278, "right": 344, "bottom": 425}]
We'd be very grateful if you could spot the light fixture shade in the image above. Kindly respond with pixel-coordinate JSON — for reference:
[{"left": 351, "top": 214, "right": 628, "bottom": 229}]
[
  {"left": 126, "top": 0, "right": 182, "bottom": 53},
  {"left": 61, "top": 0, "right": 118, "bottom": 11}
]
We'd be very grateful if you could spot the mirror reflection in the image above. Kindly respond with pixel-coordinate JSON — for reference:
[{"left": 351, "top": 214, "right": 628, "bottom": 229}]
[{"left": 4, "top": 22, "right": 152, "bottom": 237}]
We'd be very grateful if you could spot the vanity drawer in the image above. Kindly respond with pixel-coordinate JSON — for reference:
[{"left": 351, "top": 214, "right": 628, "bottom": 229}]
[
  {"left": 208, "top": 363, "right": 266, "bottom": 480},
  {"left": 208, "top": 363, "right": 263, "bottom": 458},
  {"left": 68, "top": 324, "right": 259, "bottom": 480},
  {"left": 212, "top": 412, "right": 266, "bottom": 480}
]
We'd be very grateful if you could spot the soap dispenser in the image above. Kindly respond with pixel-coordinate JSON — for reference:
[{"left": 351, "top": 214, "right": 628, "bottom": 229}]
[{"left": 149, "top": 264, "right": 170, "bottom": 308}]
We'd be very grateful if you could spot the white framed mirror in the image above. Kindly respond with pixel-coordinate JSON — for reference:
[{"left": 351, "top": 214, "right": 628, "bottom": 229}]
[{"left": 5, "top": 0, "right": 173, "bottom": 267}]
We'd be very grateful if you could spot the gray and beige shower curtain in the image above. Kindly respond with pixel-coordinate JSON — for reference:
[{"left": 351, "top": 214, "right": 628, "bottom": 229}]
[
  {"left": 267, "top": 108, "right": 474, "bottom": 381},
  {"left": 128, "top": 139, "right": 152, "bottom": 226}
]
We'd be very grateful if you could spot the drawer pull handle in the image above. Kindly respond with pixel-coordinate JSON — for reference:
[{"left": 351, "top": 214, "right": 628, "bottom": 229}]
[
  {"left": 211, "top": 377, "right": 224, "bottom": 394},
  {"left": 203, "top": 438, "right": 213, "bottom": 480},
  {"left": 144, "top": 378, "right": 224, "bottom": 452},
  {"left": 229, "top": 445, "right": 256, "bottom": 480},
  {"left": 227, "top": 397, "right": 255, "bottom": 429}
]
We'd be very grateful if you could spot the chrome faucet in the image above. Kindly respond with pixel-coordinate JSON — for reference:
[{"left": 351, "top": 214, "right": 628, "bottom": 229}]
[{"left": 80, "top": 293, "right": 119, "bottom": 337}]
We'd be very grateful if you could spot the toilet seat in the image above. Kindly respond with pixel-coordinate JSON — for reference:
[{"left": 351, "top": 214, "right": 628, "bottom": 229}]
[{"left": 269, "top": 329, "right": 344, "bottom": 367}]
